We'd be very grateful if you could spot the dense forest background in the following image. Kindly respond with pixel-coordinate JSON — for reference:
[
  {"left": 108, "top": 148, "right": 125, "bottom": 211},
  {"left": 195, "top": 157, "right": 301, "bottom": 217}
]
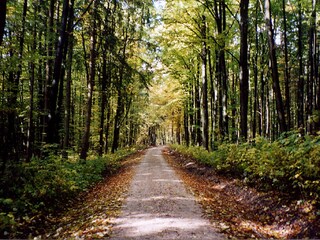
[
  {"left": 0, "top": 0, "right": 320, "bottom": 237},
  {"left": 156, "top": 0, "right": 319, "bottom": 147}
]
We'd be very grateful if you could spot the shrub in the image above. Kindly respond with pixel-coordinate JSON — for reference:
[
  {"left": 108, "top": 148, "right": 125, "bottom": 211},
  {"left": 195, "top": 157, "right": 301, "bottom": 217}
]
[
  {"left": 171, "top": 133, "right": 320, "bottom": 201},
  {"left": 0, "top": 147, "right": 137, "bottom": 236}
]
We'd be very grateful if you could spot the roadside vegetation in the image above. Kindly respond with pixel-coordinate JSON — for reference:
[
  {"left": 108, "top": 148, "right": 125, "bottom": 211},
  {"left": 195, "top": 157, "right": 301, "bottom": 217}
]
[
  {"left": 171, "top": 132, "right": 320, "bottom": 203},
  {"left": 0, "top": 147, "right": 140, "bottom": 237}
]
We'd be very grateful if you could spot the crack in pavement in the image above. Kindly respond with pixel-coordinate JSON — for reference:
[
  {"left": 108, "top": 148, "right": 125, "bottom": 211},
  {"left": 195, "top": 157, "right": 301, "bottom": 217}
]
[{"left": 110, "top": 146, "right": 225, "bottom": 239}]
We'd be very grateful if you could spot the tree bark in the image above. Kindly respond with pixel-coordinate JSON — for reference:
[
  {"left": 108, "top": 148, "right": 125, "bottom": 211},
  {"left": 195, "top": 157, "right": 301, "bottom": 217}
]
[
  {"left": 62, "top": 0, "right": 75, "bottom": 158},
  {"left": 190, "top": 76, "right": 196, "bottom": 145},
  {"left": 201, "top": 15, "right": 209, "bottom": 150},
  {"left": 99, "top": 55, "right": 107, "bottom": 156},
  {"left": 195, "top": 61, "right": 202, "bottom": 146},
  {"left": 111, "top": 25, "right": 128, "bottom": 153},
  {"left": 208, "top": 47, "right": 216, "bottom": 148},
  {"left": 43, "top": 0, "right": 55, "bottom": 143},
  {"left": 112, "top": 91, "right": 124, "bottom": 153},
  {"left": 239, "top": 0, "right": 249, "bottom": 141},
  {"left": 253, "top": 4, "right": 259, "bottom": 139},
  {"left": 0, "top": 0, "right": 6, "bottom": 46},
  {"left": 308, "top": 0, "right": 317, "bottom": 133},
  {"left": 80, "top": 0, "right": 97, "bottom": 160},
  {"left": 47, "top": 0, "right": 69, "bottom": 143},
  {"left": 184, "top": 102, "right": 190, "bottom": 146},
  {"left": 282, "top": 0, "right": 291, "bottom": 130},
  {"left": 105, "top": 102, "right": 111, "bottom": 153},
  {"left": 297, "top": 1, "right": 304, "bottom": 131},
  {"left": 27, "top": 3, "right": 39, "bottom": 162},
  {"left": 214, "top": 0, "right": 228, "bottom": 140},
  {"left": 264, "top": 0, "right": 287, "bottom": 133}
]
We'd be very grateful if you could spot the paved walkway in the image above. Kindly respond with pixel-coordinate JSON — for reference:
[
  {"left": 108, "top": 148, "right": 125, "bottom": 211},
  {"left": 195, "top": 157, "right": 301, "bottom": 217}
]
[{"left": 111, "top": 146, "right": 224, "bottom": 239}]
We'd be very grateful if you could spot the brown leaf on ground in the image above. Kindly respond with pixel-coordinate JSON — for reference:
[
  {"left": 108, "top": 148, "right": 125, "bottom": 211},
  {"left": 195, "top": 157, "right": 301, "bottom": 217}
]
[{"left": 163, "top": 147, "right": 320, "bottom": 239}]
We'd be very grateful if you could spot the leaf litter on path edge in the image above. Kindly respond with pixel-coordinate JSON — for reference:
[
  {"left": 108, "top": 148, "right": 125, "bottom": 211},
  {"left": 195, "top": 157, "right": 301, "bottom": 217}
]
[
  {"left": 34, "top": 150, "right": 145, "bottom": 239},
  {"left": 163, "top": 147, "right": 320, "bottom": 239}
]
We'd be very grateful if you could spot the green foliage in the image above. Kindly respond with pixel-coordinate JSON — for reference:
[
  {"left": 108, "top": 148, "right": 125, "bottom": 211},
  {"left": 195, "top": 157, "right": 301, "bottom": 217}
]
[
  {"left": 172, "top": 132, "right": 320, "bottom": 201},
  {"left": 0, "top": 147, "right": 137, "bottom": 235}
]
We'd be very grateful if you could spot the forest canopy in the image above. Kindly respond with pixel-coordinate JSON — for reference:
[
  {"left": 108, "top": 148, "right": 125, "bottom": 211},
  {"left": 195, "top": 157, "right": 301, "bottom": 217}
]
[{"left": 1, "top": 0, "right": 319, "bottom": 166}]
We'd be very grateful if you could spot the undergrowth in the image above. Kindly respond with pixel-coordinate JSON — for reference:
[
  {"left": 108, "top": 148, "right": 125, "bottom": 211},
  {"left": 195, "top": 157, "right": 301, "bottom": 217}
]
[
  {"left": 0, "top": 147, "right": 140, "bottom": 237},
  {"left": 171, "top": 132, "right": 320, "bottom": 202}
]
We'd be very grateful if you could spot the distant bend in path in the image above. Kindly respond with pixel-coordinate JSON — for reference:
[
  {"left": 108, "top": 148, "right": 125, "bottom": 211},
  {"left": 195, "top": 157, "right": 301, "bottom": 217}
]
[{"left": 110, "top": 146, "right": 225, "bottom": 239}]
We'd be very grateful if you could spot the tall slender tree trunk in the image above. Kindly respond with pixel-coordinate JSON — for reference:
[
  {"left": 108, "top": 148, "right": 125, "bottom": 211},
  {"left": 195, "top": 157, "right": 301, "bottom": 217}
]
[
  {"left": 112, "top": 91, "right": 124, "bottom": 153},
  {"left": 190, "top": 77, "right": 196, "bottom": 145},
  {"left": 195, "top": 62, "right": 202, "bottom": 146},
  {"left": 99, "top": 6, "right": 112, "bottom": 156},
  {"left": 105, "top": 102, "right": 111, "bottom": 153},
  {"left": 308, "top": 0, "right": 317, "bottom": 132},
  {"left": 184, "top": 102, "right": 190, "bottom": 146},
  {"left": 43, "top": 0, "right": 55, "bottom": 144},
  {"left": 231, "top": 72, "right": 237, "bottom": 141},
  {"left": 313, "top": 0, "right": 320, "bottom": 131},
  {"left": 62, "top": 0, "right": 75, "bottom": 158},
  {"left": 80, "top": 1, "right": 97, "bottom": 160},
  {"left": 99, "top": 55, "right": 107, "bottom": 156},
  {"left": 208, "top": 47, "right": 216, "bottom": 148},
  {"left": 176, "top": 112, "right": 181, "bottom": 144},
  {"left": 282, "top": 0, "right": 291, "bottom": 130},
  {"left": 239, "top": 0, "right": 249, "bottom": 141},
  {"left": 112, "top": 26, "right": 128, "bottom": 153},
  {"left": 214, "top": 0, "right": 228, "bottom": 140},
  {"left": 47, "top": 0, "right": 69, "bottom": 143},
  {"left": 0, "top": 0, "right": 6, "bottom": 46},
  {"left": 297, "top": 1, "right": 304, "bottom": 131},
  {"left": 201, "top": 15, "right": 209, "bottom": 150},
  {"left": 253, "top": 4, "right": 260, "bottom": 139},
  {"left": 264, "top": 0, "right": 287, "bottom": 133},
  {"left": 27, "top": 3, "right": 39, "bottom": 162}
]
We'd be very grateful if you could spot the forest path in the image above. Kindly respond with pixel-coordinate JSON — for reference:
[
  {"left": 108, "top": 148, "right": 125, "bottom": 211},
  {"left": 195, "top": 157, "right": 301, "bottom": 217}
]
[{"left": 110, "top": 146, "right": 224, "bottom": 239}]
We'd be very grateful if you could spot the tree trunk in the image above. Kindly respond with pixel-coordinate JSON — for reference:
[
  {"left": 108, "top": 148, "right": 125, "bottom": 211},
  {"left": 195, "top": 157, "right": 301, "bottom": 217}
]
[
  {"left": 176, "top": 114, "right": 181, "bottom": 145},
  {"left": 253, "top": 4, "right": 260, "bottom": 139},
  {"left": 231, "top": 72, "right": 237, "bottom": 142},
  {"left": 0, "top": 0, "right": 6, "bottom": 46},
  {"left": 239, "top": 0, "right": 249, "bottom": 141},
  {"left": 112, "top": 25, "right": 128, "bottom": 153},
  {"left": 80, "top": 1, "right": 97, "bottom": 160},
  {"left": 184, "top": 103, "right": 190, "bottom": 146},
  {"left": 297, "top": 1, "right": 304, "bottom": 131},
  {"left": 208, "top": 47, "right": 216, "bottom": 148},
  {"left": 43, "top": 0, "right": 55, "bottom": 144},
  {"left": 47, "top": 0, "right": 69, "bottom": 143},
  {"left": 282, "top": 0, "right": 291, "bottom": 130},
  {"left": 195, "top": 61, "right": 202, "bottom": 146},
  {"left": 190, "top": 77, "right": 196, "bottom": 145},
  {"left": 99, "top": 57, "right": 107, "bottom": 156},
  {"left": 314, "top": 0, "right": 320, "bottom": 131},
  {"left": 214, "top": 0, "right": 228, "bottom": 140},
  {"left": 62, "top": 0, "right": 75, "bottom": 158},
  {"left": 201, "top": 15, "right": 209, "bottom": 150},
  {"left": 112, "top": 91, "right": 123, "bottom": 153},
  {"left": 264, "top": 0, "right": 287, "bottom": 133},
  {"left": 308, "top": 0, "right": 317, "bottom": 133},
  {"left": 105, "top": 103, "right": 111, "bottom": 153},
  {"left": 27, "top": 3, "right": 39, "bottom": 162}
]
